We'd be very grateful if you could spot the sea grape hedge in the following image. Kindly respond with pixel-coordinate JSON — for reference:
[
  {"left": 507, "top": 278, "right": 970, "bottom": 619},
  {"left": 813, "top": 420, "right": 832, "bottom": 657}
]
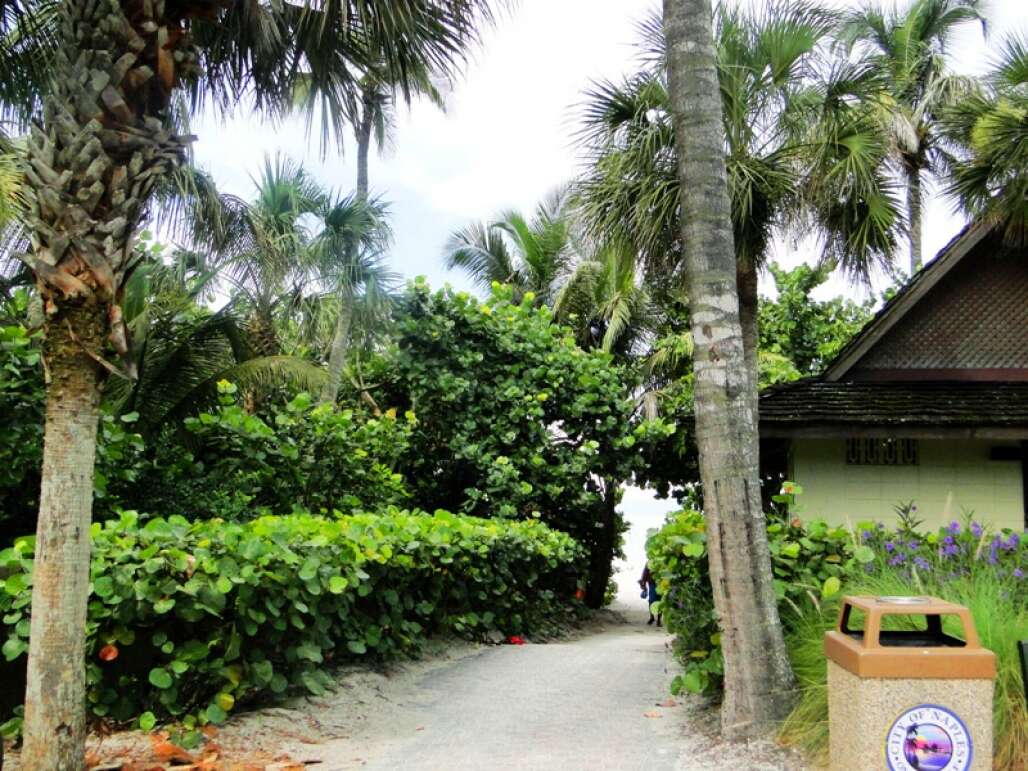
[
  {"left": 1, "top": 509, "right": 582, "bottom": 735},
  {"left": 119, "top": 385, "right": 412, "bottom": 521}
]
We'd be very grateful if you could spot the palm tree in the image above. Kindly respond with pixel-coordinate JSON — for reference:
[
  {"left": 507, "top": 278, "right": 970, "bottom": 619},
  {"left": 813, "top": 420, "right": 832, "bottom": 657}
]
[
  {"left": 313, "top": 191, "right": 397, "bottom": 404},
  {"left": 105, "top": 250, "right": 327, "bottom": 437},
  {"left": 443, "top": 186, "right": 577, "bottom": 304},
  {"left": 837, "top": 0, "right": 986, "bottom": 273},
  {"left": 186, "top": 156, "right": 327, "bottom": 358},
  {"left": 578, "top": 3, "right": 902, "bottom": 379},
  {"left": 662, "top": 0, "right": 795, "bottom": 737},
  {"left": 942, "top": 34, "right": 1028, "bottom": 241},
  {"left": 0, "top": 1, "right": 497, "bottom": 763},
  {"left": 552, "top": 238, "right": 656, "bottom": 356}
]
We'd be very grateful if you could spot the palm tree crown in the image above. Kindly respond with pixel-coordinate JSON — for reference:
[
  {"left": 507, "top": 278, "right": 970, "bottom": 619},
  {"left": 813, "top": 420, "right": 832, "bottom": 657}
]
[
  {"left": 943, "top": 33, "right": 1028, "bottom": 241},
  {"left": 837, "top": 0, "right": 986, "bottom": 272},
  {"left": 443, "top": 186, "right": 577, "bottom": 304}
]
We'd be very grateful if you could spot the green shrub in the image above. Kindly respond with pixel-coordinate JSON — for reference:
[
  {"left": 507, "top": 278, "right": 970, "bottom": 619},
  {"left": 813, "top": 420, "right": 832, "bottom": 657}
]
[
  {"left": 646, "top": 492, "right": 858, "bottom": 695},
  {"left": 647, "top": 484, "right": 1026, "bottom": 768},
  {"left": 377, "top": 280, "right": 671, "bottom": 604},
  {"left": 1, "top": 308, "right": 146, "bottom": 537},
  {"left": 122, "top": 384, "right": 411, "bottom": 520},
  {"left": 779, "top": 570, "right": 1028, "bottom": 770},
  {"left": 1, "top": 509, "right": 582, "bottom": 737}
]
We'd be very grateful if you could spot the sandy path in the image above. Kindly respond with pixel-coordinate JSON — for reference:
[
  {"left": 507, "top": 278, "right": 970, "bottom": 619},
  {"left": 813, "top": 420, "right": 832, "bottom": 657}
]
[{"left": 273, "top": 606, "right": 805, "bottom": 771}]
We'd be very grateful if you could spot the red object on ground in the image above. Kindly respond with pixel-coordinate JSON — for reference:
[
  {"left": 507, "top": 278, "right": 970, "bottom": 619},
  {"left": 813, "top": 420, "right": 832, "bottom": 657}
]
[
  {"left": 98, "top": 644, "right": 118, "bottom": 661},
  {"left": 507, "top": 635, "right": 526, "bottom": 645},
  {"left": 574, "top": 588, "right": 586, "bottom": 601}
]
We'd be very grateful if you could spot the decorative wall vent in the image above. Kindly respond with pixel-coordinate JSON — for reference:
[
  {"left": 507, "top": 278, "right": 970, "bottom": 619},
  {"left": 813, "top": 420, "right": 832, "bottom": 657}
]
[{"left": 846, "top": 438, "right": 920, "bottom": 466}]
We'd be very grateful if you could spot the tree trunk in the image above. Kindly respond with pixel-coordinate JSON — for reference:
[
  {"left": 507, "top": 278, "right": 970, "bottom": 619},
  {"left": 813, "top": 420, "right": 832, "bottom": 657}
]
[
  {"left": 907, "top": 166, "right": 923, "bottom": 275},
  {"left": 736, "top": 256, "right": 759, "bottom": 388},
  {"left": 21, "top": 303, "right": 105, "bottom": 770},
  {"left": 318, "top": 297, "right": 352, "bottom": 405},
  {"left": 320, "top": 88, "right": 375, "bottom": 405},
  {"left": 585, "top": 479, "right": 620, "bottom": 609},
  {"left": 355, "top": 87, "right": 376, "bottom": 201},
  {"left": 19, "top": 0, "right": 191, "bottom": 759},
  {"left": 662, "top": 0, "right": 795, "bottom": 739}
]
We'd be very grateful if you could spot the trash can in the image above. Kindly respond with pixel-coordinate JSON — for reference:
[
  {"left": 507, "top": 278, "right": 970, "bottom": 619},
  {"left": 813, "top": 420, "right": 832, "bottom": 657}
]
[{"left": 824, "top": 595, "right": 996, "bottom": 771}]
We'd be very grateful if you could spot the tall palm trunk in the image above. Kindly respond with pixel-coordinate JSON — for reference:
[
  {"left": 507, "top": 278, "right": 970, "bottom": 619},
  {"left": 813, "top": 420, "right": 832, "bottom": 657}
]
[
  {"left": 22, "top": 304, "right": 105, "bottom": 768},
  {"left": 736, "top": 256, "right": 759, "bottom": 384},
  {"left": 20, "top": 0, "right": 191, "bottom": 763},
  {"left": 355, "top": 87, "right": 376, "bottom": 201},
  {"left": 906, "top": 165, "right": 923, "bottom": 274},
  {"left": 662, "top": 0, "right": 794, "bottom": 738},
  {"left": 319, "top": 88, "right": 376, "bottom": 405}
]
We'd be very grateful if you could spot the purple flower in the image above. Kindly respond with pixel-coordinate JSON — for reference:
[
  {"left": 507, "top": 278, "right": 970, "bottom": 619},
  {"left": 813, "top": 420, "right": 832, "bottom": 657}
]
[
  {"left": 914, "top": 556, "right": 931, "bottom": 570},
  {"left": 947, "top": 521, "right": 961, "bottom": 535},
  {"left": 941, "top": 544, "right": 959, "bottom": 557},
  {"left": 907, "top": 540, "right": 920, "bottom": 550},
  {"left": 943, "top": 535, "right": 955, "bottom": 546},
  {"left": 971, "top": 522, "right": 983, "bottom": 538},
  {"left": 889, "top": 553, "right": 907, "bottom": 566},
  {"left": 1014, "top": 569, "right": 1024, "bottom": 579},
  {"left": 885, "top": 541, "right": 895, "bottom": 552},
  {"left": 861, "top": 531, "right": 872, "bottom": 542},
  {"left": 1006, "top": 533, "right": 1020, "bottom": 550}
]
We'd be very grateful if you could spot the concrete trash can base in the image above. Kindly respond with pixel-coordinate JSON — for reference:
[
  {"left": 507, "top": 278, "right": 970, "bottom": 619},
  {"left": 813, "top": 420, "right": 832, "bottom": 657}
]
[{"left": 824, "top": 596, "right": 995, "bottom": 771}]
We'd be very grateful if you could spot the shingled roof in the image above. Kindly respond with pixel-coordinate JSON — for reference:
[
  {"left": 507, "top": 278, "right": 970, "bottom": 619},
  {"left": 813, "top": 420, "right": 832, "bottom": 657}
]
[
  {"left": 759, "top": 221, "right": 1028, "bottom": 435},
  {"left": 760, "top": 380, "right": 1028, "bottom": 435}
]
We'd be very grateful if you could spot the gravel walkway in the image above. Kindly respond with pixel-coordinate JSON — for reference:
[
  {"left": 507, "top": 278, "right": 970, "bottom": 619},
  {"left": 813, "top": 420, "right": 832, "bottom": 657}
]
[{"left": 280, "top": 604, "right": 807, "bottom": 771}]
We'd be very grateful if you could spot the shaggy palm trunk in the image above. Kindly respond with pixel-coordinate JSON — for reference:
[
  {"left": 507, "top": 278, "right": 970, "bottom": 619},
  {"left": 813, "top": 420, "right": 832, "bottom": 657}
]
[
  {"left": 319, "top": 90, "right": 375, "bottom": 405},
  {"left": 663, "top": 0, "right": 795, "bottom": 738},
  {"left": 19, "top": 0, "right": 192, "bottom": 763},
  {"left": 907, "top": 166, "right": 923, "bottom": 274},
  {"left": 22, "top": 305, "right": 105, "bottom": 769}
]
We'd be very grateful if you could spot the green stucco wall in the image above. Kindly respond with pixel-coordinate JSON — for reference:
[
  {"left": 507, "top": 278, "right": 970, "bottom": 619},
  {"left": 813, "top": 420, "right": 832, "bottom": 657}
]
[{"left": 790, "top": 439, "right": 1024, "bottom": 531}]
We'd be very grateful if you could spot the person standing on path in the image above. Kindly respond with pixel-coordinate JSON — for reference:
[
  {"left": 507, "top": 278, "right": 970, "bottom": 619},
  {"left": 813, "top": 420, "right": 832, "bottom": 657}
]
[{"left": 639, "top": 563, "right": 662, "bottom": 626}]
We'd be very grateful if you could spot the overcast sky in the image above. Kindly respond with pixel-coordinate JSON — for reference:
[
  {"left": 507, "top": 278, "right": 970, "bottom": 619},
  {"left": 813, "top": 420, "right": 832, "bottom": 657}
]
[
  {"left": 189, "top": 0, "right": 1025, "bottom": 535},
  {"left": 191, "top": 0, "right": 1024, "bottom": 300}
]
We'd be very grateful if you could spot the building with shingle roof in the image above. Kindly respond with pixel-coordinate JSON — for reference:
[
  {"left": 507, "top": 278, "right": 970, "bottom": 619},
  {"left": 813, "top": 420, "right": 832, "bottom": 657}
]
[{"left": 759, "top": 222, "right": 1027, "bottom": 531}]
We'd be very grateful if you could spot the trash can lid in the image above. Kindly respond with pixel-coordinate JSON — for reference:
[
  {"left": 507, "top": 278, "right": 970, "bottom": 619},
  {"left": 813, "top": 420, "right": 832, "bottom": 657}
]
[{"left": 824, "top": 595, "right": 996, "bottom": 679}]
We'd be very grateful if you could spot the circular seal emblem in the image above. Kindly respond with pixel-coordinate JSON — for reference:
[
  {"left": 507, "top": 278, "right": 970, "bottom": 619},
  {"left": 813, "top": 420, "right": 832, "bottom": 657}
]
[{"left": 885, "top": 704, "right": 973, "bottom": 771}]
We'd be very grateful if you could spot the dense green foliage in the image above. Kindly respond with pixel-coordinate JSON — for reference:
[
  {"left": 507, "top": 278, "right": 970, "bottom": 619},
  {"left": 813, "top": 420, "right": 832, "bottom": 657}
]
[
  {"left": 391, "top": 281, "right": 642, "bottom": 518},
  {"left": 758, "top": 264, "right": 876, "bottom": 375},
  {"left": 0, "top": 311, "right": 43, "bottom": 529},
  {"left": 1, "top": 510, "right": 581, "bottom": 739},
  {"left": 376, "top": 281, "right": 670, "bottom": 603},
  {"left": 647, "top": 488, "right": 1026, "bottom": 702},
  {"left": 646, "top": 489, "right": 859, "bottom": 695},
  {"left": 0, "top": 308, "right": 148, "bottom": 535},
  {"left": 122, "top": 383, "right": 410, "bottom": 521}
]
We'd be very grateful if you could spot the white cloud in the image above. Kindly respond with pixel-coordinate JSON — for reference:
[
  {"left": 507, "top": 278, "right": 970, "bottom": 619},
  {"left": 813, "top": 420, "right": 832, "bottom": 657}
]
[{"left": 191, "top": 0, "right": 1025, "bottom": 296}]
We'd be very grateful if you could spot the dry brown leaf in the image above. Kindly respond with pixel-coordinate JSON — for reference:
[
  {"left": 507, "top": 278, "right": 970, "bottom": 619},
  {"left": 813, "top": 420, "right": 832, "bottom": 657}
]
[
  {"left": 642, "top": 711, "right": 663, "bottom": 719},
  {"left": 152, "top": 739, "right": 196, "bottom": 764},
  {"left": 656, "top": 699, "right": 677, "bottom": 707}
]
